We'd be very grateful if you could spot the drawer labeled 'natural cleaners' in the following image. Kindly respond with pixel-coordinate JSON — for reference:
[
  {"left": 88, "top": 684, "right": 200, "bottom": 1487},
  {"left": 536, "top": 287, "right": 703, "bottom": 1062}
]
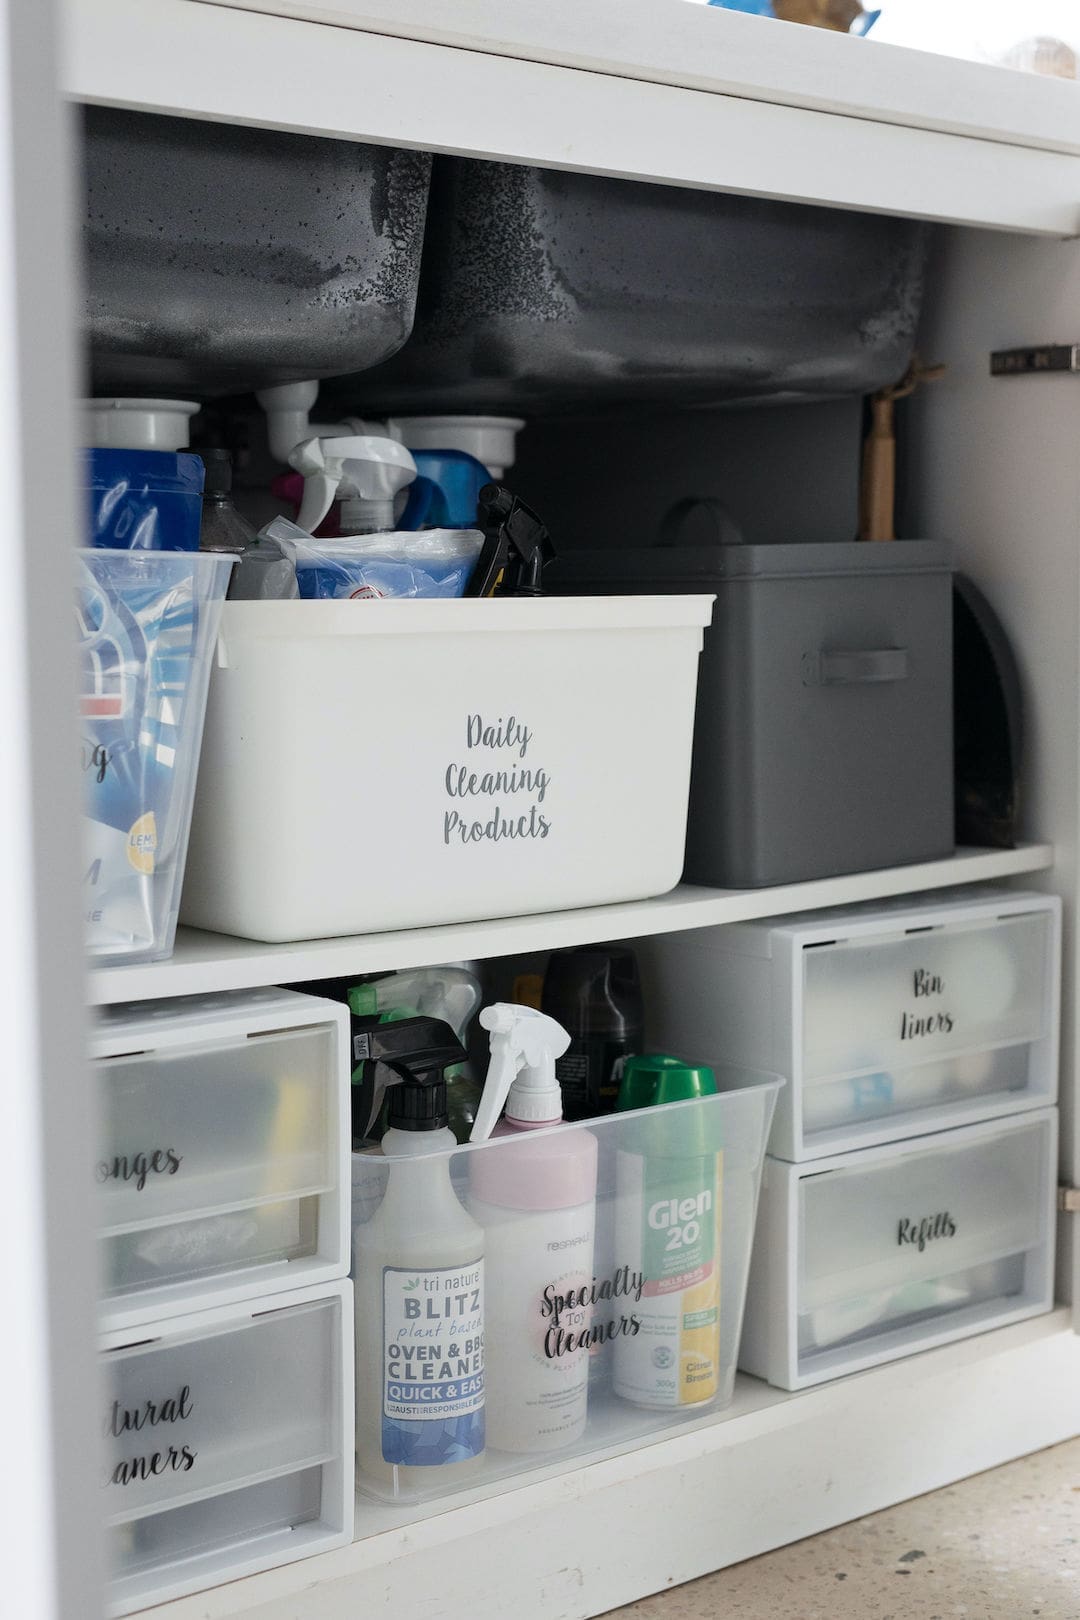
[
  {"left": 738, "top": 1109, "right": 1057, "bottom": 1390},
  {"left": 642, "top": 890, "right": 1060, "bottom": 1160},
  {"left": 93, "top": 989, "right": 350, "bottom": 1329},
  {"left": 101, "top": 1283, "right": 353, "bottom": 1616}
]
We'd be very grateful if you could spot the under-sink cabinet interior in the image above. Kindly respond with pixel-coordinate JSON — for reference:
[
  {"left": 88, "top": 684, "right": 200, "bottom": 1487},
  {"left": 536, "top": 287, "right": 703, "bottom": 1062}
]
[{"left": 17, "top": 9, "right": 1080, "bottom": 1619}]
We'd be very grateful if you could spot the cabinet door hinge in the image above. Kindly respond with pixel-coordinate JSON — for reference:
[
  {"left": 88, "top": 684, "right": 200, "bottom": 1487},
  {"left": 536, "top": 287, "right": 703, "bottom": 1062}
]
[
  {"left": 991, "top": 344, "right": 1080, "bottom": 376},
  {"left": 1058, "top": 1186, "right": 1080, "bottom": 1214}
]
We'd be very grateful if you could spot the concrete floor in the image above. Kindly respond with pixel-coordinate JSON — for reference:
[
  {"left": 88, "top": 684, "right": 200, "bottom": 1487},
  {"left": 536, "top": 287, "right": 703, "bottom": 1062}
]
[{"left": 604, "top": 1437, "right": 1080, "bottom": 1620}]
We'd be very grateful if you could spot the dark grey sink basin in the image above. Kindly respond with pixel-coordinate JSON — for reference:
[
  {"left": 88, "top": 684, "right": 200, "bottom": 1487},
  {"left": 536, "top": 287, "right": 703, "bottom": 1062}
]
[
  {"left": 333, "top": 157, "right": 931, "bottom": 416},
  {"left": 82, "top": 108, "right": 432, "bottom": 397}
]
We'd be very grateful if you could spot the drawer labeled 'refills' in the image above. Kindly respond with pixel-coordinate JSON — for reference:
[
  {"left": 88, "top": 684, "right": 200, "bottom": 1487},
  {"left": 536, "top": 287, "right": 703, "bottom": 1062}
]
[
  {"left": 739, "top": 1108, "right": 1057, "bottom": 1391},
  {"left": 93, "top": 988, "right": 350, "bottom": 1329}
]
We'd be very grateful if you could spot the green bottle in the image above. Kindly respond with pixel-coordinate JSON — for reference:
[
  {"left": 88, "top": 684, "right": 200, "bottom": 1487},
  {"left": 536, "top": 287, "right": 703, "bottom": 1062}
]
[{"left": 614, "top": 1055, "right": 723, "bottom": 1410}]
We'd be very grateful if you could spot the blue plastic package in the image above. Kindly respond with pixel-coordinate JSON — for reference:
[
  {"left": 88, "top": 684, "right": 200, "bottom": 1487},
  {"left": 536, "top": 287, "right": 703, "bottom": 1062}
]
[
  {"left": 78, "top": 548, "right": 232, "bottom": 964},
  {"left": 86, "top": 448, "right": 205, "bottom": 551},
  {"left": 267, "top": 520, "right": 484, "bottom": 600}
]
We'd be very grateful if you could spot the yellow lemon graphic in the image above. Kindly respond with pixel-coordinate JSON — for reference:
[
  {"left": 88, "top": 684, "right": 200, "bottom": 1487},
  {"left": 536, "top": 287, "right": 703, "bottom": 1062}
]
[{"left": 126, "top": 812, "right": 158, "bottom": 874}]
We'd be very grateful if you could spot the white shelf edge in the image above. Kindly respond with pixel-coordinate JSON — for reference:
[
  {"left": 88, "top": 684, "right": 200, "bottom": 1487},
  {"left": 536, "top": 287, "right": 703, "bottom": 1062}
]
[
  {"left": 139, "top": 1307, "right": 1080, "bottom": 1620},
  {"left": 193, "top": 0, "right": 1080, "bottom": 157},
  {"left": 64, "top": 0, "right": 1080, "bottom": 236},
  {"left": 89, "top": 843, "right": 1054, "bottom": 1005}
]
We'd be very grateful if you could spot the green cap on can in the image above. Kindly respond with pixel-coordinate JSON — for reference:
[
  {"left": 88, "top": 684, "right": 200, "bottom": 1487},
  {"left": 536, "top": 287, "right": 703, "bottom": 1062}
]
[
  {"left": 616, "top": 1053, "right": 722, "bottom": 1157},
  {"left": 617, "top": 1053, "right": 717, "bottom": 1110}
]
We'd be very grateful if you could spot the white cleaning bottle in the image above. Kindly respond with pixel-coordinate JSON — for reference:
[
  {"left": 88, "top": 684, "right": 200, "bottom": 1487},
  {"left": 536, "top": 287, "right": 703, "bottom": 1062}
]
[
  {"left": 353, "top": 1017, "right": 485, "bottom": 1497},
  {"left": 288, "top": 432, "right": 416, "bottom": 534},
  {"left": 469, "top": 1005, "right": 598, "bottom": 1453}
]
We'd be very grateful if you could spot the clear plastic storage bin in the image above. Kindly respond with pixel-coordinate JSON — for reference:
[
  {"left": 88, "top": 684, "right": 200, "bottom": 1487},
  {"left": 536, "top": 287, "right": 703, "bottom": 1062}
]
[
  {"left": 79, "top": 548, "right": 233, "bottom": 965},
  {"left": 351, "top": 1074, "right": 779, "bottom": 1505},
  {"left": 93, "top": 989, "right": 350, "bottom": 1330},
  {"left": 101, "top": 1282, "right": 354, "bottom": 1616},
  {"left": 738, "top": 1108, "right": 1057, "bottom": 1390},
  {"left": 641, "top": 890, "right": 1061, "bottom": 1161},
  {"left": 181, "top": 595, "right": 713, "bottom": 942}
]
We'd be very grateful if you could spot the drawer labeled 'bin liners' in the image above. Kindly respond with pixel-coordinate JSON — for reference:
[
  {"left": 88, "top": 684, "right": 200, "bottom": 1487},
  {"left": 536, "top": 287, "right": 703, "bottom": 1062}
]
[
  {"left": 101, "top": 1282, "right": 353, "bottom": 1616},
  {"left": 351, "top": 1075, "right": 779, "bottom": 1506},
  {"left": 181, "top": 595, "right": 713, "bottom": 942},
  {"left": 93, "top": 989, "right": 351, "bottom": 1329},
  {"left": 641, "top": 890, "right": 1061, "bottom": 1161},
  {"left": 738, "top": 1108, "right": 1057, "bottom": 1390}
]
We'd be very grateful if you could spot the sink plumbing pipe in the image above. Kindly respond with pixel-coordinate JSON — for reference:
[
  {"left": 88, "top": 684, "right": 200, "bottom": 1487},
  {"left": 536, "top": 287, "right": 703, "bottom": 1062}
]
[
  {"left": 257, "top": 380, "right": 525, "bottom": 479},
  {"left": 255, "top": 380, "right": 387, "bottom": 466}
]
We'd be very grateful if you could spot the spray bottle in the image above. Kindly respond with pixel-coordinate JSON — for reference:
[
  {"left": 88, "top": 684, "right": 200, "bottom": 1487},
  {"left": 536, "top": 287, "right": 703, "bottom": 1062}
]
[
  {"left": 469, "top": 1005, "right": 598, "bottom": 1453},
  {"left": 288, "top": 433, "right": 416, "bottom": 535},
  {"left": 613, "top": 1055, "right": 722, "bottom": 1411},
  {"left": 352, "top": 1017, "right": 485, "bottom": 1496}
]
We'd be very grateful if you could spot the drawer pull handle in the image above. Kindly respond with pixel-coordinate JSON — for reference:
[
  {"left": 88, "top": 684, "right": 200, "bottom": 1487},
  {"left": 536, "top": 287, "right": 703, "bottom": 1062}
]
[{"left": 803, "top": 648, "right": 909, "bottom": 686}]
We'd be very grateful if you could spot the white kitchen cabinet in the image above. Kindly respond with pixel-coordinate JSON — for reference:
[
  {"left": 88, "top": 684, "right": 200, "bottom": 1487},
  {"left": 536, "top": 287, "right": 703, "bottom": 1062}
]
[{"left": 5, "top": 2, "right": 1080, "bottom": 1617}]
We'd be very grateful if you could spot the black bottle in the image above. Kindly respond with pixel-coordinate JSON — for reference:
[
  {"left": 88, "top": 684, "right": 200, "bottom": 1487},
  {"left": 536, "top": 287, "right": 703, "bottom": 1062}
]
[{"left": 541, "top": 947, "right": 644, "bottom": 1121}]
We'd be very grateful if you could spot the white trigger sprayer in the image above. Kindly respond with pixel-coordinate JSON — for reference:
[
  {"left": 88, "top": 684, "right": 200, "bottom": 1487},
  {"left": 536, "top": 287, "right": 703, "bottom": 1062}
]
[
  {"left": 470, "top": 1003, "right": 571, "bottom": 1142},
  {"left": 288, "top": 433, "right": 417, "bottom": 534}
]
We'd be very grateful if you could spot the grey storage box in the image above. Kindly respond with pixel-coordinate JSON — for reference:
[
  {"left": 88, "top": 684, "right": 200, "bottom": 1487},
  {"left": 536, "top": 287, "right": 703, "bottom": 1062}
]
[{"left": 550, "top": 541, "right": 954, "bottom": 887}]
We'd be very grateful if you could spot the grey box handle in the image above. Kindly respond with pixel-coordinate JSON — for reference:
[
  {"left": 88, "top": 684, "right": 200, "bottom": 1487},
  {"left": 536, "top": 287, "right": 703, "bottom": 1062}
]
[{"left": 802, "top": 648, "right": 909, "bottom": 686}]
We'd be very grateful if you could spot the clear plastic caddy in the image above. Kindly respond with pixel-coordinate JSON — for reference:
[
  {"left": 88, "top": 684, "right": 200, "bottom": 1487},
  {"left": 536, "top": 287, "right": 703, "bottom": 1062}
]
[
  {"left": 101, "top": 1282, "right": 354, "bottom": 1615},
  {"left": 79, "top": 548, "right": 233, "bottom": 965},
  {"left": 739, "top": 1108, "right": 1058, "bottom": 1390},
  {"left": 351, "top": 1074, "right": 780, "bottom": 1505},
  {"left": 93, "top": 989, "right": 351, "bottom": 1331}
]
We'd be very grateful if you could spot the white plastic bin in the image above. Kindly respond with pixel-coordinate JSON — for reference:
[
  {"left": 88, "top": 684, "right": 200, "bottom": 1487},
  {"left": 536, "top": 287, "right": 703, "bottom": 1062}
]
[
  {"left": 180, "top": 595, "right": 713, "bottom": 941},
  {"left": 351, "top": 1073, "right": 779, "bottom": 1505},
  {"left": 79, "top": 548, "right": 233, "bottom": 966},
  {"left": 101, "top": 1281, "right": 354, "bottom": 1616},
  {"left": 641, "top": 889, "right": 1061, "bottom": 1161},
  {"left": 739, "top": 1108, "right": 1057, "bottom": 1390},
  {"left": 93, "top": 989, "right": 350, "bottom": 1330}
]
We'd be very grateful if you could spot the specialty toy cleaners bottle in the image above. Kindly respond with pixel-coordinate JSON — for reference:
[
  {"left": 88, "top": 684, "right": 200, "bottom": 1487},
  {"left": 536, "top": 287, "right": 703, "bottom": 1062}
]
[
  {"left": 469, "top": 1005, "right": 598, "bottom": 1453},
  {"left": 353, "top": 1017, "right": 486, "bottom": 1496},
  {"left": 612, "top": 1056, "right": 723, "bottom": 1410}
]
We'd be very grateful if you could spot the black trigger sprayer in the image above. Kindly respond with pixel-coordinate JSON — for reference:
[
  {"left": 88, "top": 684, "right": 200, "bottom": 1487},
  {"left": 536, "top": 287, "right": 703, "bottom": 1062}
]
[
  {"left": 351, "top": 1015, "right": 469, "bottom": 1144},
  {"left": 466, "top": 484, "right": 555, "bottom": 598}
]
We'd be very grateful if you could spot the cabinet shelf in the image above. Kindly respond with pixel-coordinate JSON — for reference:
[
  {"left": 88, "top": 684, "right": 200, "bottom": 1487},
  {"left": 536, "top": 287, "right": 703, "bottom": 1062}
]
[
  {"left": 89, "top": 843, "right": 1053, "bottom": 1005},
  {"left": 135, "top": 1308, "right": 1080, "bottom": 1620}
]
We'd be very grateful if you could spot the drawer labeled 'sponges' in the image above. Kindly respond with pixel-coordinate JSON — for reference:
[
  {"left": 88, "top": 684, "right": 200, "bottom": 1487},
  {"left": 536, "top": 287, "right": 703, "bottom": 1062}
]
[{"left": 93, "top": 989, "right": 350, "bottom": 1329}]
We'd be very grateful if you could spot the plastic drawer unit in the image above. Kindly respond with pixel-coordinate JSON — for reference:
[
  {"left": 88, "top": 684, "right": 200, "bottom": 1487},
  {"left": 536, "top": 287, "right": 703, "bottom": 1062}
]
[
  {"left": 93, "top": 989, "right": 350, "bottom": 1330},
  {"left": 101, "top": 1282, "right": 354, "bottom": 1615},
  {"left": 642, "top": 889, "right": 1061, "bottom": 1161},
  {"left": 739, "top": 1109, "right": 1057, "bottom": 1391}
]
